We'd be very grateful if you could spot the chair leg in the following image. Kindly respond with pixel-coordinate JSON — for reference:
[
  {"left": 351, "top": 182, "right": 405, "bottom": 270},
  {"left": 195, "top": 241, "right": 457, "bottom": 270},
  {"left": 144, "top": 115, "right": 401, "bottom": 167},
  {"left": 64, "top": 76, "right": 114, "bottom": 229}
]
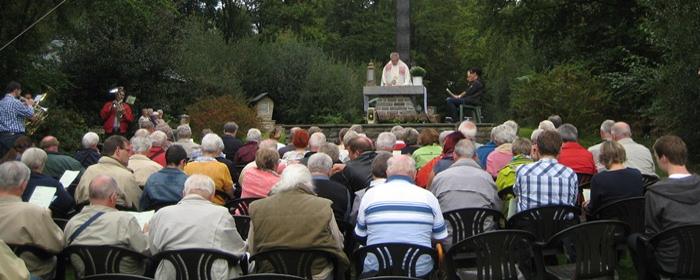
[
  {"left": 475, "top": 107, "right": 483, "bottom": 123},
  {"left": 459, "top": 105, "right": 464, "bottom": 122}
]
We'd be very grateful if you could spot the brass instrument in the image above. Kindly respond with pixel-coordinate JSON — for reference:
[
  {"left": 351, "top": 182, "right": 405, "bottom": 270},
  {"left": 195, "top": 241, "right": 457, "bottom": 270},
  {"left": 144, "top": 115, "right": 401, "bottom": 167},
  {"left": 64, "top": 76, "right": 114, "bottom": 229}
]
[{"left": 25, "top": 91, "right": 50, "bottom": 136}]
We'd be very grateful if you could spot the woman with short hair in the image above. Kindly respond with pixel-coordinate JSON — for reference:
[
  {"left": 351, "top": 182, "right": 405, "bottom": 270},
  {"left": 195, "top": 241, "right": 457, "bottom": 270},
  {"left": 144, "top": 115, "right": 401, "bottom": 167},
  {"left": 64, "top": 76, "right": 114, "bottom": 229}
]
[
  {"left": 585, "top": 140, "right": 644, "bottom": 214},
  {"left": 240, "top": 148, "right": 281, "bottom": 198}
]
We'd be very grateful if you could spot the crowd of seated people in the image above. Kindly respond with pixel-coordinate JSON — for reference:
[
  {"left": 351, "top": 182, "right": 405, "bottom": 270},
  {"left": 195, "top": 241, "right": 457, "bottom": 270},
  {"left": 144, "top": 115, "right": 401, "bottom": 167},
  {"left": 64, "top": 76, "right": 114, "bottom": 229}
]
[{"left": 0, "top": 115, "right": 698, "bottom": 280}]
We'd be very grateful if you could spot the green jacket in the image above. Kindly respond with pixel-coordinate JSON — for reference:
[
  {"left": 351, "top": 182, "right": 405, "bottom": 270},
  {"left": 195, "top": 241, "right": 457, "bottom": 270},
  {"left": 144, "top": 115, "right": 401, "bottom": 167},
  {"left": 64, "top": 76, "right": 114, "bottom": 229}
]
[
  {"left": 45, "top": 152, "right": 85, "bottom": 180},
  {"left": 495, "top": 155, "right": 533, "bottom": 192}
]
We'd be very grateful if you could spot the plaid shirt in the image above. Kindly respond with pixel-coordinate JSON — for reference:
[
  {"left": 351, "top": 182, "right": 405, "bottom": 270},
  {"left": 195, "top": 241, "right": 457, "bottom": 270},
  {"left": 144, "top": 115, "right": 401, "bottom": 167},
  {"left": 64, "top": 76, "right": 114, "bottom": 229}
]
[
  {"left": 514, "top": 158, "right": 578, "bottom": 213},
  {"left": 0, "top": 94, "right": 33, "bottom": 133}
]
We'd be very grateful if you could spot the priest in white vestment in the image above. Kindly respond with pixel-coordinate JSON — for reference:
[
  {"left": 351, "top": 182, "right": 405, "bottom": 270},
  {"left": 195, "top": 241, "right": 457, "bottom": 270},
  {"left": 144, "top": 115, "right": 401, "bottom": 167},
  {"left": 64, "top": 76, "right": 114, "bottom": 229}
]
[{"left": 381, "top": 52, "right": 412, "bottom": 86}]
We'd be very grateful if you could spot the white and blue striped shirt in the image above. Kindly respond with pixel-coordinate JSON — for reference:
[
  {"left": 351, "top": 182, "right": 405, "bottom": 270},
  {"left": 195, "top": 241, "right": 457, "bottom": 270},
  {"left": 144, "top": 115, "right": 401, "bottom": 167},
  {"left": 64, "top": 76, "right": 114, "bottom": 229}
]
[
  {"left": 514, "top": 158, "right": 578, "bottom": 213},
  {"left": 0, "top": 94, "right": 33, "bottom": 133}
]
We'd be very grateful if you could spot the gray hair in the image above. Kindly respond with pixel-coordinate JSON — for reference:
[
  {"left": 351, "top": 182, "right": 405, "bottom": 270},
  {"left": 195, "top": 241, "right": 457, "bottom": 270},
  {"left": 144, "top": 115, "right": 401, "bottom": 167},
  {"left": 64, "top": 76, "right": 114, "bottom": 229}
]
[
  {"left": 503, "top": 120, "right": 519, "bottom": 135},
  {"left": 134, "top": 129, "right": 150, "bottom": 138},
  {"left": 491, "top": 125, "right": 517, "bottom": 145},
  {"left": 458, "top": 121, "right": 477, "bottom": 139},
  {"left": 150, "top": 131, "right": 168, "bottom": 147},
  {"left": 530, "top": 128, "right": 544, "bottom": 142},
  {"left": 271, "top": 164, "right": 314, "bottom": 195},
  {"left": 558, "top": 123, "right": 578, "bottom": 142},
  {"left": 246, "top": 128, "right": 262, "bottom": 142},
  {"left": 386, "top": 155, "right": 416, "bottom": 178},
  {"left": 349, "top": 124, "right": 363, "bottom": 134},
  {"left": 201, "top": 133, "right": 225, "bottom": 153},
  {"left": 454, "top": 139, "right": 476, "bottom": 159},
  {"left": 139, "top": 119, "right": 154, "bottom": 129},
  {"left": 512, "top": 138, "right": 532, "bottom": 156},
  {"left": 258, "top": 139, "right": 279, "bottom": 152},
  {"left": 88, "top": 175, "right": 119, "bottom": 199},
  {"left": 176, "top": 125, "right": 193, "bottom": 140},
  {"left": 342, "top": 130, "right": 359, "bottom": 147},
  {"left": 600, "top": 119, "right": 615, "bottom": 134},
  {"left": 307, "top": 153, "right": 333, "bottom": 174},
  {"left": 375, "top": 132, "right": 397, "bottom": 152},
  {"left": 81, "top": 132, "right": 100, "bottom": 149},
  {"left": 184, "top": 174, "right": 215, "bottom": 197},
  {"left": 404, "top": 128, "right": 419, "bottom": 145},
  {"left": 391, "top": 125, "right": 406, "bottom": 140},
  {"left": 224, "top": 122, "right": 239, "bottom": 133},
  {"left": 611, "top": 122, "right": 632, "bottom": 139},
  {"left": 21, "top": 148, "right": 47, "bottom": 172},
  {"left": 130, "top": 136, "right": 152, "bottom": 153},
  {"left": 319, "top": 143, "right": 340, "bottom": 162},
  {"left": 538, "top": 120, "right": 556, "bottom": 131},
  {"left": 0, "top": 161, "right": 31, "bottom": 191},
  {"left": 308, "top": 132, "right": 327, "bottom": 151},
  {"left": 439, "top": 130, "right": 453, "bottom": 146}
]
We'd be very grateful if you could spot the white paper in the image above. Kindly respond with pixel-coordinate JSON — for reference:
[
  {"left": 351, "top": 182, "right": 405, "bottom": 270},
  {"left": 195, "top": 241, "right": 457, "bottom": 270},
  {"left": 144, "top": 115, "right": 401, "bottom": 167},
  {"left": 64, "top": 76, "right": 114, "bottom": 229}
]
[
  {"left": 583, "top": 189, "right": 591, "bottom": 202},
  {"left": 392, "top": 150, "right": 402, "bottom": 156},
  {"left": 507, "top": 199, "right": 517, "bottom": 219},
  {"left": 28, "top": 186, "right": 56, "bottom": 208},
  {"left": 59, "top": 170, "right": 80, "bottom": 189},
  {"left": 124, "top": 210, "right": 155, "bottom": 230}
]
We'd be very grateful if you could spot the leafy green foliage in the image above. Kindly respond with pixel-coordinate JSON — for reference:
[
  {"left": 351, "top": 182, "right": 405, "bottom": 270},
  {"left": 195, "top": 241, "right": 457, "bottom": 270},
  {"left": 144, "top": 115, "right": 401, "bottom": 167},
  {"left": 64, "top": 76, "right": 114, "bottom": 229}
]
[{"left": 186, "top": 95, "right": 259, "bottom": 140}]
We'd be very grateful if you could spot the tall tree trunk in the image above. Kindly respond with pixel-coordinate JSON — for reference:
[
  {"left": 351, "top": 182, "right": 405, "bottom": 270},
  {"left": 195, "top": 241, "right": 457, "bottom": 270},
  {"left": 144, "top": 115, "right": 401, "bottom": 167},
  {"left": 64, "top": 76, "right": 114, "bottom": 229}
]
[{"left": 396, "top": 0, "right": 410, "bottom": 66}]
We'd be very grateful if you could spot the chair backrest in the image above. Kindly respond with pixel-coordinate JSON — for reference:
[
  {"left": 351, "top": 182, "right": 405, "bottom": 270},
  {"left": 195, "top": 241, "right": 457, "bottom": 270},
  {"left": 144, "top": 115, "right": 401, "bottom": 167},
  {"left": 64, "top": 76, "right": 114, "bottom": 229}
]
[
  {"left": 592, "top": 196, "right": 645, "bottom": 234},
  {"left": 443, "top": 208, "right": 505, "bottom": 245},
  {"left": 506, "top": 205, "right": 580, "bottom": 243},
  {"left": 63, "top": 245, "right": 149, "bottom": 277},
  {"left": 337, "top": 220, "right": 358, "bottom": 258},
  {"left": 546, "top": 220, "right": 629, "bottom": 279},
  {"left": 642, "top": 174, "right": 659, "bottom": 188},
  {"left": 352, "top": 243, "right": 437, "bottom": 279},
  {"left": 249, "top": 249, "right": 336, "bottom": 279},
  {"left": 648, "top": 224, "right": 700, "bottom": 278},
  {"left": 233, "top": 273, "right": 306, "bottom": 280},
  {"left": 153, "top": 248, "right": 240, "bottom": 280},
  {"left": 445, "top": 230, "right": 540, "bottom": 280},
  {"left": 233, "top": 215, "right": 251, "bottom": 240},
  {"left": 82, "top": 273, "right": 154, "bottom": 280},
  {"left": 497, "top": 185, "right": 514, "bottom": 201},
  {"left": 576, "top": 173, "right": 593, "bottom": 186},
  {"left": 227, "top": 197, "right": 262, "bottom": 216}
]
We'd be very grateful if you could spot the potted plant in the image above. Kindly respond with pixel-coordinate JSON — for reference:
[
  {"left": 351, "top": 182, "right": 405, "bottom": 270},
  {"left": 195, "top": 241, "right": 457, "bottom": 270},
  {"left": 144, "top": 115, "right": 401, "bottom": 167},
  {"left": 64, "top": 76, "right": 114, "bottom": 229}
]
[{"left": 410, "top": 66, "right": 426, "bottom": 85}]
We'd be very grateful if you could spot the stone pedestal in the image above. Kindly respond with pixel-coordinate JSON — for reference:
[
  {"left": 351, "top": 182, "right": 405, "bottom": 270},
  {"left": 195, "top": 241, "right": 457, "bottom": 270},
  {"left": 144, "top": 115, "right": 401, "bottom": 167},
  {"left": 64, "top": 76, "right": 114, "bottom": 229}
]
[{"left": 363, "top": 85, "right": 427, "bottom": 123}]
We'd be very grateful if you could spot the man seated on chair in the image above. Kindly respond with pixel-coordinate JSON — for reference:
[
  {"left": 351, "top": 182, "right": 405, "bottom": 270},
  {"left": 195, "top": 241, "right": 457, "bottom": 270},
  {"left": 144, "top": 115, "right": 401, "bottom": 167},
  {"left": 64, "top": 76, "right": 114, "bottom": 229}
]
[
  {"left": 64, "top": 175, "right": 149, "bottom": 278},
  {"left": 557, "top": 124, "right": 596, "bottom": 176},
  {"left": 140, "top": 145, "right": 188, "bottom": 211},
  {"left": 0, "top": 161, "right": 65, "bottom": 280},
  {"left": 513, "top": 130, "right": 578, "bottom": 213},
  {"left": 355, "top": 155, "right": 448, "bottom": 278},
  {"left": 21, "top": 148, "right": 76, "bottom": 218},
  {"left": 632, "top": 135, "right": 700, "bottom": 276},
  {"left": 127, "top": 136, "right": 162, "bottom": 189},
  {"left": 445, "top": 67, "right": 485, "bottom": 123},
  {"left": 148, "top": 174, "right": 246, "bottom": 280},
  {"left": 248, "top": 164, "right": 349, "bottom": 280}
]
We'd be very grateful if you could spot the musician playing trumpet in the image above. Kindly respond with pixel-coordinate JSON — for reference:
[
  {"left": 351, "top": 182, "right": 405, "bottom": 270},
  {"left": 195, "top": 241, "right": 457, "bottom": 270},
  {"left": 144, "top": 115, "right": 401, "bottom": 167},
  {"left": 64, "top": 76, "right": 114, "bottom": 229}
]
[
  {"left": 100, "top": 86, "right": 134, "bottom": 137},
  {"left": 0, "top": 81, "right": 34, "bottom": 158}
]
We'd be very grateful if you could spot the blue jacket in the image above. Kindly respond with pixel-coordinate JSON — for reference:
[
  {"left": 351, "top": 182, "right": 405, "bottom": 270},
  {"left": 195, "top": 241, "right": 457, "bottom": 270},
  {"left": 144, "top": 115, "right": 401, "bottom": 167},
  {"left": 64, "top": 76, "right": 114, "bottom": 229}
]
[{"left": 140, "top": 167, "right": 188, "bottom": 211}]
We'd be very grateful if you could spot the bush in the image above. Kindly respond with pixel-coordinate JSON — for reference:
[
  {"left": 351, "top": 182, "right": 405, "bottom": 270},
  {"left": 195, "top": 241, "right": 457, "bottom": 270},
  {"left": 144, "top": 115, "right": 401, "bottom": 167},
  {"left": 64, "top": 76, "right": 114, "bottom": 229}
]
[
  {"left": 32, "top": 108, "right": 90, "bottom": 153},
  {"left": 186, "top": 95, "right": 259, "bottom": 140},
  {"left": 510, "top": 64, "right": 611, "bottom": 132},
  {"left": 410, "top": 66, "right": 427, "bottom": 77}
]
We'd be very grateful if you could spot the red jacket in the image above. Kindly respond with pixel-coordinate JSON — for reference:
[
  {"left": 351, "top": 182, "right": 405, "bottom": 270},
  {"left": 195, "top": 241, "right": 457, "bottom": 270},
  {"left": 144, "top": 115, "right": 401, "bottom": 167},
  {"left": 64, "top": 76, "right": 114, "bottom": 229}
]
[
  {"left": 558, "top": 142, "right": 597, "bottom": 175},
  {"left": 100, "top": 101, "right": 134, "bottom": 134},
  {"left": 147, "top": 146, "right": 167, "bottom": 167}
]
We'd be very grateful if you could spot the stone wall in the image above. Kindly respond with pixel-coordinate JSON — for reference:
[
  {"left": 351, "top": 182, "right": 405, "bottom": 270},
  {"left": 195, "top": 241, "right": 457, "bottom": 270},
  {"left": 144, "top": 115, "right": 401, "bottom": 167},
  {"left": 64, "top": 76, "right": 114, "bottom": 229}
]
[
  {"left": 374, "top": 96, "right": 418, "bottom": 122},
  {"left": 282, "top": 123, "right": 494, "bottom": 144}
]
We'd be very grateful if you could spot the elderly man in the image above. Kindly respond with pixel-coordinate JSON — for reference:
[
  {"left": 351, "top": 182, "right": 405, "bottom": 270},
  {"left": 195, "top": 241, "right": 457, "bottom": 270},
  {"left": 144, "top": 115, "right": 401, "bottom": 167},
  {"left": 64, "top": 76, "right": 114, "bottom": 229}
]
[
  {"left": 309, "top": 153, "right": 351, "bottom": 224},
  {"left": 65, "top": 175, "right": 149, "bottom": 278},
  {"left": 458, "top": 120, "right": 482, "bottom": 148},
  {"left": 249, "top": 164, "right": 349, "bottom": 279},
  {"left": 222, "top": 122, "right": 243, "bottom": 161},
  {"left": 128, "top": 136, "right": 163, "bottom": 188},
  {"left": 76, "top": 135, "right": 141, "bottom": 210},
  {"left": 147, "top": 131, "right": 168, "bottom": 167},
  {"left": 301, "top": 132, "right": 327, "bottom": 165},
  {"left": 355, "top": 155, "right": 447, "bottom": 277},
  {"left": 514, "top": 130, "right": 578, "bottom": 213},
  {"left": 557, "top": 123, "right": 596, "bottom": 176},
  {"left": 588, "top": 120, "right": 615, "bottom": 172},
  {"left": 173, "top": 124, "right": 200, "bottom": 158},
  {"left": 148, "top": 174, "right": 246, "bottom": 279},
  {"left": 331, "top": 136, "right": 377, "bottom": 192},
  {"left": 40, "top": 136, "right": 85, "bottom": 180},
  {"left": 74, "top": 132, "right": 101, "bottom": 168},
  {"left": 611, "top": 122, "right": 657, "bottom": 176},
  {"left": 234, "top": 128, "right": 261, "bottom": 165},
  {"left": 140, "top": 145, "right": 188, "bottom": 211},
  {"left": 184, "top": 133, "right": 234, "bottom": 205},
  {"left": 0, "top": 161, "right": 64, "bottom": 280},
  {"left": 375, "top": 132, "right": 397, "bottom": 153},
  {"left": 21, "top": 148, "right": 75, "bottom": 218},
  {"left": 381, "top": 52, "right": 411, "bottom": 86}
]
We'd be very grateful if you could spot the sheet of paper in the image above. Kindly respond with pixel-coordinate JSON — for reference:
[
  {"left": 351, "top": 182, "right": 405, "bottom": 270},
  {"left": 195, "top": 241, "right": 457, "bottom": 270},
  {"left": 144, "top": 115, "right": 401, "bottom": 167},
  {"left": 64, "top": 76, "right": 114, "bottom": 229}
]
[
  {"left": 583, "top": 189, "right": 591, "bottom": 202},
  {"left": 124, "top": 210, "right": 155, "bottom": 230},
  {"left": 59, "top": 170, "right": 80, "bottom": 189},
  {"left": 507, "top": 199, "right": 517, "bottom": 219},
  {"left": 392, "top": 150, "right": 402, "bottom": 156},
  {"left": 28, "top": 186, "right": 56, "bottom": 208}
]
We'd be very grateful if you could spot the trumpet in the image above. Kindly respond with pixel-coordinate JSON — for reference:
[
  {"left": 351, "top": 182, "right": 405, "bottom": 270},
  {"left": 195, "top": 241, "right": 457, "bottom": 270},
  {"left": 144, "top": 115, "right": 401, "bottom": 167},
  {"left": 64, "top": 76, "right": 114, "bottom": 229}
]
[{"left": 25, "top": 91, "right": 50, "bottom": 136}]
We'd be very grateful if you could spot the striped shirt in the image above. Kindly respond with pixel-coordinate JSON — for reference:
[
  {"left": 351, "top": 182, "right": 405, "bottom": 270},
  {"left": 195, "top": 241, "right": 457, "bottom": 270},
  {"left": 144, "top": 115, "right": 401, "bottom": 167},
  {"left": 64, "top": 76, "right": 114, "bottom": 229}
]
[
  {"left": 0, "top": 94, "right": 33, "bottom": 133},
  {"left": 355, "top": 175, "right": 446, "bottom": 276},
  {"left": 514, "top": 158, "right": 578, "bottom": 213}
]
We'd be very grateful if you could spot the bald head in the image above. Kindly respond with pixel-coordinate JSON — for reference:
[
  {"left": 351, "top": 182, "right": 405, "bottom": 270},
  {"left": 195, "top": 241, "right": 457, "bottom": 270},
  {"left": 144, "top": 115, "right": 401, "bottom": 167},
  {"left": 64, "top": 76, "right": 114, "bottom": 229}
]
[
  {"left": 183, "top": 174, "right": 215, "bottom": 200},
  {"left": 89, "top": 175, "right": 120, "bottom": 207},
  {"left": 611, "top": 122, "right": 632, "bottom": 141},
  {"left": 40, "top": 136, "right": 59, "bottom": 152},
  {"left": 386, "top": 155, "right": 417, "bottom": 179}
]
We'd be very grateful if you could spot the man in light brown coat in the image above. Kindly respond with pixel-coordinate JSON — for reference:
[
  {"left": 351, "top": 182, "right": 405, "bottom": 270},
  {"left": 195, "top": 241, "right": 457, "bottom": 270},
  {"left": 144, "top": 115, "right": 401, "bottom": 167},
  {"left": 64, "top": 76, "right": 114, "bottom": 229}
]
[
  {"left": 0, "top": 161, "right": 64, "bottom": 279},
  {"left": 75, "top": 135, "right": 141, "bottom": 209},
  {"left": 127, "top": 136, "right": 162, "bottom": 188}
]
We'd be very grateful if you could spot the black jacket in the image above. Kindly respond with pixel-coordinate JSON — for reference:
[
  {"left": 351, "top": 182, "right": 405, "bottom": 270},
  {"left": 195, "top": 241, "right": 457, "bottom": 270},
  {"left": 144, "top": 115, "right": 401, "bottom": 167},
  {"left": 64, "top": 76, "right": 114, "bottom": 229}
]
[
  {"left": 74, "top": 148, "right": 100, "bottom": 168},
  {"left": 222, "top": 134, "right": 243, "bottom": 162},
  {"left": 313, "top": 177, "right": 351, "bottom": 224},
  {"left": 331, "top": 151, "right": 377, "bottom": 192}
]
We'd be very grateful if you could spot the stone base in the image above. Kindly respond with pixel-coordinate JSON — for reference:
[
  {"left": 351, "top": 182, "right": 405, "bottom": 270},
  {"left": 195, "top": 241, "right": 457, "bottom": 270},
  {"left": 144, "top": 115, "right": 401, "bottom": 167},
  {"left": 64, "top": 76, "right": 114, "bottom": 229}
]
[
  {"left": 374, "top": 96, "right": 419, "bottom": 122},
  {"left": 259, "top": 120, "right": 276, "bottom": 132}
]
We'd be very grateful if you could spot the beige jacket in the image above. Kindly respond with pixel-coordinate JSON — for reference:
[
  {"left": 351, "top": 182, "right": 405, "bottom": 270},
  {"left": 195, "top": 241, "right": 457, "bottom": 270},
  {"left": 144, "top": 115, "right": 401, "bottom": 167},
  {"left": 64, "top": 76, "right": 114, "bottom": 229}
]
[
  {"left": 75, "top": 156, "right": 141, "bottom": 209},
  {"left": 148, "top": 195, "right": 246, "bottom": 280},
  {"left": 0, "top": 196, "right": 65, "bottom": 280},
  {"left": 128, "top": 154, "right": 163, "bottom": 188},
  {"left": 0, "top": 239, "right": 30, "bottom": 280},
  {"left": 173, "top": 139, "right": 201, "bottom": 158},
  {"left": 64, "top": 204, "right": 149, "bottom": 278}
]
